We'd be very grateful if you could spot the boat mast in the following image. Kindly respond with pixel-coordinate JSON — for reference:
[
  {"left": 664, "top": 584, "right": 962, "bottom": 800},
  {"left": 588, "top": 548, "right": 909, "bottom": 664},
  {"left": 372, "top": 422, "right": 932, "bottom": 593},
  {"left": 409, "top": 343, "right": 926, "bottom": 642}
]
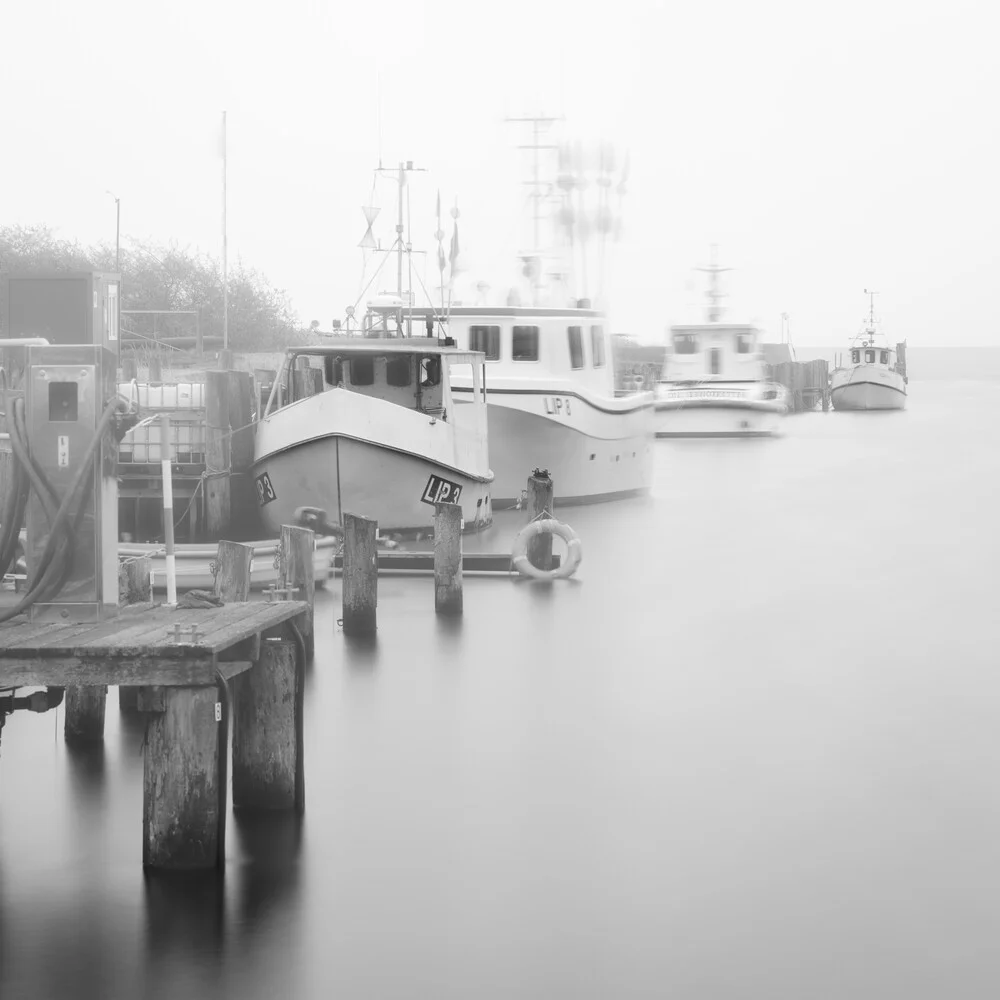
[
  {"left": 863, "top": 288, "right": 878, "bottom": 345},
  {"left": 695, "top": 245, "right": 733, "bottom": 322}
]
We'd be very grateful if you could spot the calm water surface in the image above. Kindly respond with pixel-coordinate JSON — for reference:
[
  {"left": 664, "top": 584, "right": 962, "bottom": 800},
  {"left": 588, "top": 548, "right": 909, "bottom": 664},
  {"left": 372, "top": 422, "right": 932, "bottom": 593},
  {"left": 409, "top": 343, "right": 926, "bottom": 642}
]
[{"left": 2, "top": 380, "right": 999, "bottom": 999}]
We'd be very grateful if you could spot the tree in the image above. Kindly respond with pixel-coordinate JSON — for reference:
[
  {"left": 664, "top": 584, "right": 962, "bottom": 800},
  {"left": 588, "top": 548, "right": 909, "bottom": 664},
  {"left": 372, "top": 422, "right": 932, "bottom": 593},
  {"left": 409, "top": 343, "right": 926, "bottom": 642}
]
[{"left": 0, "top": 224, "right": 304, "bottom": 351}]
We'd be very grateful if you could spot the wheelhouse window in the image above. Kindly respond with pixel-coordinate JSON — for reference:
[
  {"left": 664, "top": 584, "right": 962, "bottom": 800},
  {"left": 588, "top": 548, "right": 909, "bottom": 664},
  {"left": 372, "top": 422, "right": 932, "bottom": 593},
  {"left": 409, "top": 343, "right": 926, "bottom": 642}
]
[
  {"left": 591, "top": 325, "right": 606, "bottom": 367},
  {"left": 469, "top": 325, "right": 500, "bottom": 361},
  {"left": 350, "top": 357, "right": 375, "bottom": 386},
  {"left": 880, "top": 350, "right": 889, "bottom": 364},
  {"left": 386, "top": 356, "right": 412, "bottom": 387},
  {"left": 673, "top": 333, "right": 699, "bottom": 354},
  {"left": 736, "top": 333, "right": 753, "bottom": 354},
  {"left": 865, "top": 350, "right": 876, "bottom": 364},
  {"left": 513, "top": 325, "right": 539, "bottom": 361},
  {"left": 851, "top": 349, "right": 860, "bottom": 364},
  {"left": 709, "top": 348, "right": 722, "bottom": 375},
  {"left": 568, "top": 326, "right": 584, "bottom": 369},
  {"left": 419, "top": 356, "right": 441, "bottom": 387}
]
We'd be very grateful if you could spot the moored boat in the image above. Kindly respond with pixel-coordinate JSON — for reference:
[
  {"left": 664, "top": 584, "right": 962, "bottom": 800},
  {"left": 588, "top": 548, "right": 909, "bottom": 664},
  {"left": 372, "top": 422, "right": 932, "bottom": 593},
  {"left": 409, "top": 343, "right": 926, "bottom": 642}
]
[{"left": 830, "top": 291, "right": 907, "bottom": 411}]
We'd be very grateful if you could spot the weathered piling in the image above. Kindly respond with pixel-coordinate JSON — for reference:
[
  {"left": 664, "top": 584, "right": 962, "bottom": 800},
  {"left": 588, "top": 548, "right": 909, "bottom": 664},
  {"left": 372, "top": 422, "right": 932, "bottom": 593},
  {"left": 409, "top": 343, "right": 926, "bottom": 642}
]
[
  {"left": 342, "top": 513, "right": 377, "bottom": 635},
  {"left": 433, "top": 502, "right": 463, "bottom": 615},
  {"left": 122, "top": 355, "right": 138, "bottom": 381},
  {"left": 279, "top": 525, "right": 315, "bottom": 660},
  {"left": 218, "top": 349, "right": 234, "bottom": 370},
  {"left": 527, "top": 470, "right": 555, "bottom": 572},
  {"left": 227, "top": 370, "right": 256, "bottom": 536},
  {"left": 205, "top": 370, "right": 232, "bottom": 538},
  {"left": 148, "top": 356, "right": 162, "bottom": 381},
  {"left": 232, "top": 637, "right": 301, "bottom": 811},
  {"left": 118, "top": 554, "right": 152, "bottom": 712},
  {"left": 64, "top": 685, "right": 108, "bottom": 744},
  {"left": 214, "top": 539, "right": 254, "bottom": 602},
  {"left": 143, "top": 686, "right": 221, "bottom": 870}
]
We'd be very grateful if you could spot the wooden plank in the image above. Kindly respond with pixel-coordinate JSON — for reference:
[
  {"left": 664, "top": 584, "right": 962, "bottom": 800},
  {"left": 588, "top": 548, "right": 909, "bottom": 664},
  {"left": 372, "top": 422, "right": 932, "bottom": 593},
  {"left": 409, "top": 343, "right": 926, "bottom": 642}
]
[{"left": 0, "top": 654, "right": 217, "bottom": 688}]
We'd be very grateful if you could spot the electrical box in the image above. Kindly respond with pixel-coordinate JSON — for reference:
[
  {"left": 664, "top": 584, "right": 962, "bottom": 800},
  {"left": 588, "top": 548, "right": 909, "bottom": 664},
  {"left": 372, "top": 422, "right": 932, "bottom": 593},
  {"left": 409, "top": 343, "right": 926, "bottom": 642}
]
[
  {"left": 1, "top": 270, "right": 121, "bottom": 363},
  {"left": 23, "top": 344, "right": 119, "bottom": 622}
]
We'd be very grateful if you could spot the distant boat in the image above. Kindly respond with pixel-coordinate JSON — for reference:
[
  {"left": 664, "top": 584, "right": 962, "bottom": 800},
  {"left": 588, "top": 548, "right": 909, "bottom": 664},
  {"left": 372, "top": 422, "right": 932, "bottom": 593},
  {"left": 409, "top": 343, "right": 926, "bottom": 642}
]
[
  {"left": 654, "top": 250, "right": 787, "bottom": 437},
  {"left": 830, "top": 291, "right": 907, "bottom": 411}
]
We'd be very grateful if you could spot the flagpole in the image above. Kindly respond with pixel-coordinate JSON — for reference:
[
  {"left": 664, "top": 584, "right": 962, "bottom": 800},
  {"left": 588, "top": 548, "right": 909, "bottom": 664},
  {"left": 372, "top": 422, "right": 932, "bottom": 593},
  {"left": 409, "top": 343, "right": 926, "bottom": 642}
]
[{"left": 222, "top": 110, "right": 228, "bottom": 352}]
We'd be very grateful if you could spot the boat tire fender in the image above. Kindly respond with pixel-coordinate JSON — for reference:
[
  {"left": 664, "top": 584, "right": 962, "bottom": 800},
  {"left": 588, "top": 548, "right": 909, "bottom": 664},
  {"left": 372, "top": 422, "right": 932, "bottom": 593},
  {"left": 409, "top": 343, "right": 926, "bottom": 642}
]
[{"left": 511, "top": 519, "right": 582, "bottom": 580}]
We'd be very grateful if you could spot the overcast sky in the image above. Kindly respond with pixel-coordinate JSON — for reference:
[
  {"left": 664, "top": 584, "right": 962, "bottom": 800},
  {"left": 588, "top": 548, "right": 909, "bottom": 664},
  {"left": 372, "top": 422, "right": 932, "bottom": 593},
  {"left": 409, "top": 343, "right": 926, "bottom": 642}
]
[{"left": 1, "top": 0, "right": 996, "bottom": 345}]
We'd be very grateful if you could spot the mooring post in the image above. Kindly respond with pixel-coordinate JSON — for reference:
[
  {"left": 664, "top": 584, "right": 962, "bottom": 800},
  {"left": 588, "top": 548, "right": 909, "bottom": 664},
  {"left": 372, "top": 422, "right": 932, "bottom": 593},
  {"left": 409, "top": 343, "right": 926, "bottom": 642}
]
[
  {"left": 433, "top": 501, "right": 463, "bottom": 615},
  {"left": 218, "top": 349, "right": 234, "bottom": 371},
  {"left": 148, "top": 356, "right": 162, "bottom": 382},
  {"left": 527, "top": 470, "right": 555, "bottom": 572},
  {"left": 205, "top": 370, "right": 232, "bottom": 539},
  {"left": 143, "top": 686, "right": 221, "bottom": 870},
  {"left": 279, "top": 525, "right": 315, "bottom": 660},
  {"left": 64, "top": 685, "right": 108, "bottom": 744},
  {"left": 122, "top": 354, "right": 138, "bottom": 382},
  {"left": 232, "top": 637, "right": 302, "bottom": 811},
  {"left": 342, "top": 512, "right": 377, "bottom": 635},
  {"left": 227, "top": 370, "right": 256, "bottom": 536},
  {"left": 214, "top": 539, "right": 254, "bottom": 602},
  {"left": 118, "top": 554, "right": 152, "bottom": 712}
]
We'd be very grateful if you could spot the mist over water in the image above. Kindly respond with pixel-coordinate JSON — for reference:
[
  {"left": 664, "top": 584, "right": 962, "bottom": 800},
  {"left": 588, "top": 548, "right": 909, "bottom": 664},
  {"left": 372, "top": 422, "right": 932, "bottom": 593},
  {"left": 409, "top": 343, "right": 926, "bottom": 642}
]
[{"left": 2, "top": 378, "right": 999, "bottom": 999}]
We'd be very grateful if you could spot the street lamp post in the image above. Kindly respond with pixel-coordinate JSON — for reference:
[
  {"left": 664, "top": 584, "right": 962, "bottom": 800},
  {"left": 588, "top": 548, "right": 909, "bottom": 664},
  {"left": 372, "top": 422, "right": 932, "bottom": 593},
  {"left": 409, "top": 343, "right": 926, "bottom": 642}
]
[{"left": 106, "top": 190, "right": 120, "bottom": 270}]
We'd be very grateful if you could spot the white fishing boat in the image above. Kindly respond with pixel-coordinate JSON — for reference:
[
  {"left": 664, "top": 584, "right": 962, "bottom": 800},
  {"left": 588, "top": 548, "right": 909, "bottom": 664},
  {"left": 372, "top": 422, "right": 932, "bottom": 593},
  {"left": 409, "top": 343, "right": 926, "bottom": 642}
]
[
  {"left": 655, "top": 251, "right": 786, "bottom": 438},
  {"left": 251, "top": 332, "right": 493, "bottom": 536},
  {"left": 428, "top": 119, "right": 653, "bottom": 507},
  {"left": 830, "top": 291, "right": 907, "bottom": 411}
]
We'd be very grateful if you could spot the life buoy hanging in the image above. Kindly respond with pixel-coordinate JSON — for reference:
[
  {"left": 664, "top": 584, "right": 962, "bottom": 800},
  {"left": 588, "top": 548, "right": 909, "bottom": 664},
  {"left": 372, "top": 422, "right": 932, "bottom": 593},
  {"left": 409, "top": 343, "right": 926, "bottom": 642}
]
[{"left": 511, "top": 519, "right": 583, "bottom": 580}]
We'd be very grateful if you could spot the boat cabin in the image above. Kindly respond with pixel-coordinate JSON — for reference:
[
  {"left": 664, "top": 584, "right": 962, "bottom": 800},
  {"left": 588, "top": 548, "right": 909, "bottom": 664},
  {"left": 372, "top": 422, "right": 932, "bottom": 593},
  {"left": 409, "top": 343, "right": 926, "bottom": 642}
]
[
  {"left": 261, "top": 339, "right": 488, "bottom": 425},
  {"left": 377, "top": 304, "right": 618, "bottom": 396},
  {"left": 662, "top": 323, "right": 766, "bottom": 382},
  {"left": 850, "top": 345, "right": 894, "bottom": 368}
]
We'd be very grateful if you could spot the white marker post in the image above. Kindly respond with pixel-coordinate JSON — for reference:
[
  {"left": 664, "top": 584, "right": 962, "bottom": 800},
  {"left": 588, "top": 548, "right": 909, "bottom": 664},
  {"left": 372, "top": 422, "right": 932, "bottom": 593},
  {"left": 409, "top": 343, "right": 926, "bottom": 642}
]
[{"left": 160, "top": 413, "right": 177, "bottom": 606}]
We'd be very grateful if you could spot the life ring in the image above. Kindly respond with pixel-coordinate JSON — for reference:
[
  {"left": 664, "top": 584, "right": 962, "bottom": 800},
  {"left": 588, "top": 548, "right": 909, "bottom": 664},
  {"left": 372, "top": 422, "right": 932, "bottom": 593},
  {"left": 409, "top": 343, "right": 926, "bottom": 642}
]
[{"left": 511, "top": 518, "right": 582, "bottom": 580}]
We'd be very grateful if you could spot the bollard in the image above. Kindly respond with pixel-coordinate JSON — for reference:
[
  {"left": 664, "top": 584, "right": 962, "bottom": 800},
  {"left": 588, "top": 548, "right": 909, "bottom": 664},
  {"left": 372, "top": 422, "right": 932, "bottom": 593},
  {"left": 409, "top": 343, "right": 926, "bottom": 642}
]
[
  {"left": 279, "top": 524, "right": 315, "bottom": 660},
  {"left": 526, "top": 470, "right": 555, "bottom": 572},
  {"left": 214, "top": 540, "right": 254, "bottom": 602},
  {"left": 143, "top": 686, "right": 221, "bottom": 870},
  {"left": 342, "top": 513, "right": 377, "bottom": 636},
  {"left": 232, "top": 637, "right": 301, "bottom": 811},
  {"left": 64, "top": 685, "right": 108, "bottom": 743},
  {"left": 205, "top": 370, "right": 232, "bottom": 539},
  {"left": 433, "top": 502, "right": 463, "bottom": 615}
]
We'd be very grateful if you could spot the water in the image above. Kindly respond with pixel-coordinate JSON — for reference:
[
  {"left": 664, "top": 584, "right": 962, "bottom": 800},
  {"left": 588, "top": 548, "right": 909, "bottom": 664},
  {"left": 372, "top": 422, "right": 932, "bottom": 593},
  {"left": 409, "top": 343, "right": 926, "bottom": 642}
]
[{"left": 2, "top": 380, "right": 999, "bottom": 999}]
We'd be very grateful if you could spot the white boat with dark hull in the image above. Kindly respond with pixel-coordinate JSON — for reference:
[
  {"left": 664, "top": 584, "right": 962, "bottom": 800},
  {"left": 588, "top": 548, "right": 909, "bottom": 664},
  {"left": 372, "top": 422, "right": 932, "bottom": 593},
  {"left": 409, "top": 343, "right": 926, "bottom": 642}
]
[
  {"left": 252, "top": 337, "right": 493, "bottom": 536},
  {"left": 655, "top": 253, "right": 786, "bottom": 438},
  {"left": 830, "top": 292, "right": 907, "bottom": 411}
]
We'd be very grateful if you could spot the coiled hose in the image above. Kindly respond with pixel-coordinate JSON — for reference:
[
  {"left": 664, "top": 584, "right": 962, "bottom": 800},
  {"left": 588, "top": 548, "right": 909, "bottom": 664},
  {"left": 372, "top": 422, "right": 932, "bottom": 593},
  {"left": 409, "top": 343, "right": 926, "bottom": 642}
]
[{"left": 0, "top": 374, "right": 122, "bottom": 624}]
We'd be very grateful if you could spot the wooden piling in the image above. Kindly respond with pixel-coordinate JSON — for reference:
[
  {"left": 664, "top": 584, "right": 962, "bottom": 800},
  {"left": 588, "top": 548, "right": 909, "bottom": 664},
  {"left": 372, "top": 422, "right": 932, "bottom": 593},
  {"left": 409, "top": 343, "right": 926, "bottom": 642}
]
[
  {"left": 64, "top": 685, "right": 107, "bottom": 743},
  {"left": 342, "top": 513, "right": 377, "bottom": 636},
  {"left": 214, "top": 540, "right": 254, "bottom": 602},
  {"left": 205, "top": 370, "right": 232, "bottom": 539},
  {"left": 227, "top": 370, "right": 256, "bottom": 535},
  {"left": 143, "top": 686, "right": 221, "bottom": 870},
  {"left": 148, "top": 356, "right": 162, "bottom": 381},
  {"left": 118, "top": 554, "right": 152, "bottom": 711},
  {"left": 279, "top": 525, "right": 315, "bottom": 660},
  {"left": 232, "top": 638, "right": 301, "bottom": 811},
  {"left": 218, "top": 349, "right": 234, "bottom": 370},
  {"left": 122, "top": 355, "right": 138, "bottom": 382},
  {"left": 433, "top": 502, "right": 463, "bottom": 615},
  {"left": 527, "top": 471, "right": 555, "bottom": 572}
]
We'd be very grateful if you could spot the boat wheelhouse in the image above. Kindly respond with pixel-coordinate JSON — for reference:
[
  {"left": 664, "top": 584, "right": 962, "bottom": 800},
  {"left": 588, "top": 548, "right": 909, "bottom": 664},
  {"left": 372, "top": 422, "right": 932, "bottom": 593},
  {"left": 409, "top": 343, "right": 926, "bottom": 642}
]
[
  {"left": 251, "top": 335, "right": 493, "bottom": 536},
  {"left": 830, "top": 293, "right": 907, "bottom": 411}
]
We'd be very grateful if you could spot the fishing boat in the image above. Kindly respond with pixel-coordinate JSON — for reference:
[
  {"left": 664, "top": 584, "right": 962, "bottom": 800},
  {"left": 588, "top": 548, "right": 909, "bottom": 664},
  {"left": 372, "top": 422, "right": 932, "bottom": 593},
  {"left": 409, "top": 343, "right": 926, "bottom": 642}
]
[
  {"left": 250, "top": 163, "right": 493, "bottom": 537},
  {"left": 655, "top": 251, "right": 786, "bottom": 437},
  {"left": 425, "top": 119, "right": 654, "bottom": 507},
  {"left": 830, "top": 291, "right": 907, "bottom": 411}
]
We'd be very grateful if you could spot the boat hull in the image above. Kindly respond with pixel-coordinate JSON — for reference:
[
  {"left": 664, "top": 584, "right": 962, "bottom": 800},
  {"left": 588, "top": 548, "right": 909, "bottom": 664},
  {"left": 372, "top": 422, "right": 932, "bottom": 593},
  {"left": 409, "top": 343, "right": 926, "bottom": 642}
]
[
  {"left": 654, "top": 385, "right": 785, "bottom": 438},
  {"left": 251, "top": 435, "right": 493, "bottom": 536},
  {"left": 454, "top": 391, "right": 654, "bottom": 508},
  {"left": 830, "top": 367, "right": 907, "bottom": 411}
]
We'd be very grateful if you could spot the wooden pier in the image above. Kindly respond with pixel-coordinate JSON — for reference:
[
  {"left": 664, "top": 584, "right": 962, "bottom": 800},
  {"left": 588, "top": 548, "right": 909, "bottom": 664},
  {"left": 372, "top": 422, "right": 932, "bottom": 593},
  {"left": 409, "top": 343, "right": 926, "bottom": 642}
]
[{"left": 0, "top": 595, "right": 309, "bottom": 870}]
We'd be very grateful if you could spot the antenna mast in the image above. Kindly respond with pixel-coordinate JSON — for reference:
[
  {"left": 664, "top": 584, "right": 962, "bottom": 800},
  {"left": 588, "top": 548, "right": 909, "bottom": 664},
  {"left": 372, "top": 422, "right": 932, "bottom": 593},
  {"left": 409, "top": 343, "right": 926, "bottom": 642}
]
[
  {"left": 695, "top": 245, "right": 733, "bottom": 322},
  {"left": 506, "top": 113, "right": 561, "bottom": 304},
  {"left": 863, "top": 288, "right": 878, "bottom": 344}
]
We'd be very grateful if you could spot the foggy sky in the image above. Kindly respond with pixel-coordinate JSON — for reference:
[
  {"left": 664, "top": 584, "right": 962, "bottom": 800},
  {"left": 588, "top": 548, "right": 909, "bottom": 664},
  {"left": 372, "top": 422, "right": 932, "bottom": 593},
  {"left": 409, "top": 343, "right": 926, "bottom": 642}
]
[{"left": 1, "top": 0, "right": 996, "bottom": 346}]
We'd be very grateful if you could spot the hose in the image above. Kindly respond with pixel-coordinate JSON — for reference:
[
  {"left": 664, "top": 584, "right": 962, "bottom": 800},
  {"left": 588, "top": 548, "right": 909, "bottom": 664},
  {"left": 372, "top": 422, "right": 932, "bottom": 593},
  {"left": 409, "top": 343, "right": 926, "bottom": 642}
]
[{"left": 0, "top": 380, "right": 122, "bottom": 624}]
